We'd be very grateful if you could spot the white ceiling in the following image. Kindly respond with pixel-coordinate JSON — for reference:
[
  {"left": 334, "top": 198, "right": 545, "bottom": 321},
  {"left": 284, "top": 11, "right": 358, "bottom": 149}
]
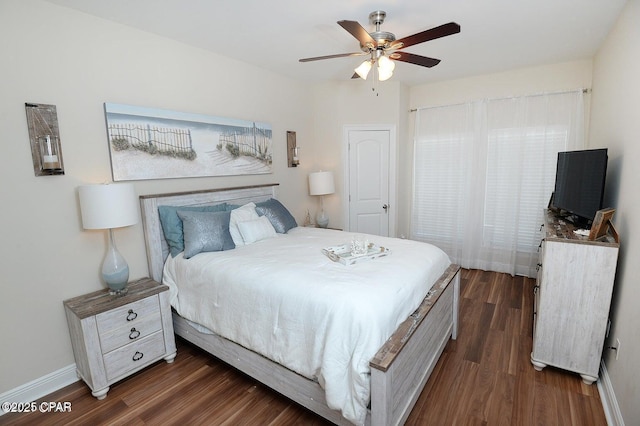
[{"left": 44, "top": 0, "right": 627, "bottom": 86}]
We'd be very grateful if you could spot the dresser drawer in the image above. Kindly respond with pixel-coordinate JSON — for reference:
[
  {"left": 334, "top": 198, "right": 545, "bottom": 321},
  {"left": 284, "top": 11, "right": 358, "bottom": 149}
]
[
  {"left": 103, "top": 331, "right": 165, "bottom": 381},
  {"left": 96, "top": 295, "right": 160, "bottom": 335},
  {"left": 98, "top": 312, "right": 162, "bottom": 354}
]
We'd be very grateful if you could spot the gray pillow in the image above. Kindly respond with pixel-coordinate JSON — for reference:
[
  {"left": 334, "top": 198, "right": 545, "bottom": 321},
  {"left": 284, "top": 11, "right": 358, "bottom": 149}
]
[
  {"left": 177, "top": 210, "right": 235, "bottom": 259},
  {"left": 158, "top": 203, "right": 228, "bottom": 257},
  {"left": 255, "top": 199, "right": 297, "bottom": 234}
]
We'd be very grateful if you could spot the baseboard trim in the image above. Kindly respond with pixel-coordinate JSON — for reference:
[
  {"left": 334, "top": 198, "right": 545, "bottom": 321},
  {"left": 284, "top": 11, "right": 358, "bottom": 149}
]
[
  {"left": 598, "top": 359, "right": 625, "bottom": 426},
  {"left": 0, "top": 364, "right": 78, "bottom": 416}
]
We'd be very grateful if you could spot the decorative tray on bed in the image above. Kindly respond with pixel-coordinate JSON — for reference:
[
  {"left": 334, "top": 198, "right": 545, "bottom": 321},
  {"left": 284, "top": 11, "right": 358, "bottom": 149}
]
[{"left": 322, "top": 243, "right": 391, "bottom": 265}]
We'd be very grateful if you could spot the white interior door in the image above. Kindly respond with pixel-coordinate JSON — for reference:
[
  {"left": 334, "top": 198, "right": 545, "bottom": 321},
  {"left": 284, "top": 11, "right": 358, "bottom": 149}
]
[{"left": 345, "top": 128, "right": 393, "bottom": 236}]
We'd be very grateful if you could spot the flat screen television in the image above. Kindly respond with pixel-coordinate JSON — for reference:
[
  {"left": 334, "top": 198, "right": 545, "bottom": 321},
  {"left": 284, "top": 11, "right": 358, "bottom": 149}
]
[{"left": 551, "top": 148, "right": 608, "bottom": 226}]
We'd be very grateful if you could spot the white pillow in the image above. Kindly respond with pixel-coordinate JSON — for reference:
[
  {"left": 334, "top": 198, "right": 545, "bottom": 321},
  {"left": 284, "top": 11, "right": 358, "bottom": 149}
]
[
  {"left": 237, "top": 216, "right": 277, "bottom": 244},
  {"left": 229, "top": 202, "right": 259, "bottom": 246}
]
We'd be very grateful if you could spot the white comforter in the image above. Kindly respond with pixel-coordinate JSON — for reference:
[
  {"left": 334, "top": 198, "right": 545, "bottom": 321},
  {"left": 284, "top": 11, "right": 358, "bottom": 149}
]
[{"left": 163, "top": 227, "right": 450, "bottom": 425}]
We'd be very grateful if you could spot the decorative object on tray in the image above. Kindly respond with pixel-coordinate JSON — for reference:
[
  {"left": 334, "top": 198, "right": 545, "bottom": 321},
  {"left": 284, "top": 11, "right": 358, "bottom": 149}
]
[
  {"left": 309, "top": 170, "right": 335, "bottom": 228},
  {"left": 350, "top": 234, "right": 369, "bottom": 256},
  {"left": 322, "top": 241, "right": 391, "bottom": 265},
  {"left": 104, "top": 103, "right": 272, "bottom": 181}
]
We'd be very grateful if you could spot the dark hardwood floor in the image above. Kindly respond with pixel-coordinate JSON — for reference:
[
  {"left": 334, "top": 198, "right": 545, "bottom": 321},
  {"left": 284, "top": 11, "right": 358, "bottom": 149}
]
[{"left": 1, "top": 269, "right": 607, "bottom": 425}]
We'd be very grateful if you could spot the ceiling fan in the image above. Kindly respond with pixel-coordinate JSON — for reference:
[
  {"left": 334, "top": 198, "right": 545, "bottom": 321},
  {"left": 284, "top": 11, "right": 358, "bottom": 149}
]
[{"left": 299, "top": 11, "right": 460, "bottom": 81}]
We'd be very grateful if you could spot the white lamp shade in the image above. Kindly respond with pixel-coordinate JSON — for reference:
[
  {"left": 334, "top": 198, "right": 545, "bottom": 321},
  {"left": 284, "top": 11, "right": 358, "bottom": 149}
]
[
  {"left": 377, "top": 56, "right": 395, "bottom": 81},
  {"left": 79, "top": 183, "right": 138, "bottom": 229},
  {"left": 309, "top": 171, "right": 335, "bottom": 196},
  {"left": 354, "top": 60, "right": 372, "bottom": 80}
]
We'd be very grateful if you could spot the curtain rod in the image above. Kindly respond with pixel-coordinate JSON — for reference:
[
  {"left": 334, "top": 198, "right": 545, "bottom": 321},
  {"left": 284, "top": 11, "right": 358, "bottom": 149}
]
[{"left": 409, "top": 88, "right": 591, "bottom": 113}]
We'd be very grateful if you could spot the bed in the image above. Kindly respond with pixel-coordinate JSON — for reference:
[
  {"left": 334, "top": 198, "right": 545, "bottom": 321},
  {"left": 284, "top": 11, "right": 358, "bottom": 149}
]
[{"left": 140, "top": 184, "right": 460, "bottom": 426}]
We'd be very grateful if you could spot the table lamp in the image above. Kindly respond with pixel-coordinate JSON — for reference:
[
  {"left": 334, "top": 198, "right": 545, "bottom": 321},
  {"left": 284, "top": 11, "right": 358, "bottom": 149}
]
[
  {"left": 79, "top": 183, "right": 138, "bottom": 295},
  {"left": 309, "top": 171, "right": 335, "bottom": 228}
]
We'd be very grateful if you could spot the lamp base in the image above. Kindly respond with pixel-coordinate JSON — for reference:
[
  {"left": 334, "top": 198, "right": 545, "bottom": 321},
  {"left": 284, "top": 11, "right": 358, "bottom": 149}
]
[
  {"left": 107, "top": 285, "right": 128, "bottom": 296},
  {"left": 316, "top": 210, "right": 329, "bottom": 228},
  {"left": 104, "top": 267, "right": 129, "bottom": 296},
  {"left": 108, "top": 287, "right": 128, "bottom": 296},
  {"left": 103, "top": 229, "right": 130, "bottom": 296}
]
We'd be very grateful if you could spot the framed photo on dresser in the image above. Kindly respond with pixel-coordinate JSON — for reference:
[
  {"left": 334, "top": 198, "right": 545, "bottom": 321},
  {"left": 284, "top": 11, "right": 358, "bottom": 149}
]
[{"left": 589, "top": 208, "right": 616, "bottom": 241}]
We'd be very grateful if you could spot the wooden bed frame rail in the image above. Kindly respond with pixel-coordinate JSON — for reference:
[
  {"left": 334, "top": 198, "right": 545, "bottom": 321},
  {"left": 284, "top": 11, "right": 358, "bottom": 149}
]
[{"left": 139, "top": 184, "right": 460, "bottom": 426}]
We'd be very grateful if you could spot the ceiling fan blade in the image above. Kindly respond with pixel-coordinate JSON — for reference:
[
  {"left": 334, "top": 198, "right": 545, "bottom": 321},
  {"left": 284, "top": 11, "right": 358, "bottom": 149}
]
[
  {"left": 394, "top": 22, "right": 460, "bottom": 49},
  {"left": 299, "top": 51, "right": 367, "bottom": 62},
  {"left": 351, "top": 72, "right": 360, "bottom": 79},
  {"left": 392, "top": 52, "right": 441, "bottom": 68},
  {"left": 338, "top": 20, "right": 377, "bottom": 48}
]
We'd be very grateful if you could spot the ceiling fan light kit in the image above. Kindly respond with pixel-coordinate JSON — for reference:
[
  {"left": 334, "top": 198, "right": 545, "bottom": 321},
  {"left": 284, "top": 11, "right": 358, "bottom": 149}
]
[
  {"left": 376, "top": 55, "right": 395, "bottom": 81},
  {"left": 299, "top": 10, "right": 460, "bottom": 83},
  {"left": 354, "top": 60, "right": 372, "bottom": 79}
]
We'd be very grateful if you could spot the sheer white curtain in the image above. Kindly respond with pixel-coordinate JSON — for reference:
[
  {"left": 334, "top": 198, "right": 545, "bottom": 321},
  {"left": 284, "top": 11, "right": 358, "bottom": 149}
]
[{"left": 411, "top": 91, "right": 585, "bottom": 277}]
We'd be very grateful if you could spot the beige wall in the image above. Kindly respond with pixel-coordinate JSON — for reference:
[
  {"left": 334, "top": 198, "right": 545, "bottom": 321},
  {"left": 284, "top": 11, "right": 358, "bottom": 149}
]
[
  {"left": 590, "top": 1, "right": 640, "bottom": 423},
  {"left": 0, "top": 0, "right": 315, "bottom": 393}
]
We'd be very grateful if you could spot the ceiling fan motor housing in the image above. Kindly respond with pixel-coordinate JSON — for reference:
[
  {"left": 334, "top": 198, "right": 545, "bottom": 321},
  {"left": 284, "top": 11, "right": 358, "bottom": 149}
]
[{"left": 361, "top": 10, "right": 396, "bottom": 51}]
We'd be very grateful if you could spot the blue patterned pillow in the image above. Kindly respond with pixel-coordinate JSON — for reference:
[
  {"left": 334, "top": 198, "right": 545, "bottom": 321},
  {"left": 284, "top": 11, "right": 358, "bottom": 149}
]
[
  {"left": 255, "top": 199, "right": 297, "bottom": 234},
  {"left": 177, "top": 210, "right": 235, "bottom": 259},
  {"left": 158, "top": 203, "right": 228, "bottom": 257}
]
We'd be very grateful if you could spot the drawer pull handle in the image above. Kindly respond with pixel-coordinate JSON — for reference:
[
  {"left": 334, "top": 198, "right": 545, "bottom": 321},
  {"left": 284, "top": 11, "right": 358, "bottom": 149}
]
[
  {"left": 126, "top": 309, "right": 137, "bottom": 321},
  {"left": 132, "top": 351, "right": 144, "bottom": 362},
  {"left": 129, "top": 328, "right": 141, "bottom": 340}
]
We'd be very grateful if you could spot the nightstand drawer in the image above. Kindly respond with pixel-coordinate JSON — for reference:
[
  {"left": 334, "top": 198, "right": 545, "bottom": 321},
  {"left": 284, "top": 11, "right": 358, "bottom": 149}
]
[
  {"left": 104, "top": 331, "right": 165, "bottom": 381},
  {"left": 98, "top": 312, "right": 162, "bottom": 354},
  {"left": 96, "top": 295, "right": 160, "bottom": 335}
]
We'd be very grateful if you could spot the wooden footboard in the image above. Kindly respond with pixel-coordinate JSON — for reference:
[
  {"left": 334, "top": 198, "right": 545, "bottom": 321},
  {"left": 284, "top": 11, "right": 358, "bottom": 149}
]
[{"left": 370, "top": 264, "right": 460, "bottom": 426}]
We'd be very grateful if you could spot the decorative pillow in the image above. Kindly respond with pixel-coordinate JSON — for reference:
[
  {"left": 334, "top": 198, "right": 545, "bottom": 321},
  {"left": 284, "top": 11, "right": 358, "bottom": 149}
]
[
  {"left": 158, "top": 203, "right": 228, "bottom": 257},
  {"left": 255, "top": 198, "right": 298, "bottom": 234},
  {"left": 229, "top": 202, "right": 260, "bottom": 246},
  {"left": 237, "top": 216, "right": 277, "bottom": 244},
  {"left": 177, "top": 210, "right": 234, "bottom": 259}
]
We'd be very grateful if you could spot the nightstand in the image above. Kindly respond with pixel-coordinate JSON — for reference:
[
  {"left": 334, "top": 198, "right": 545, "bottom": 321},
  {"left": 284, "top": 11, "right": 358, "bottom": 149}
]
[{"left": 64, "top": 278, "right": 177, "bottom": 400}]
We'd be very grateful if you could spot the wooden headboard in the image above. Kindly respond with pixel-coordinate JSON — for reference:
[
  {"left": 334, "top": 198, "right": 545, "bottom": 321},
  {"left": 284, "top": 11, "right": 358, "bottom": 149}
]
[{"left": 139, "top": 184, "right": 279, "bottom": 282}]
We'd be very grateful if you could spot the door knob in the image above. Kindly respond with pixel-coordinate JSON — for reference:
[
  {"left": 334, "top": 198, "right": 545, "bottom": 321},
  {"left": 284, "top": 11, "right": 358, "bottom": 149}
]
[{"left": 383, "top": 204, "right": 389, "bottom": 213}]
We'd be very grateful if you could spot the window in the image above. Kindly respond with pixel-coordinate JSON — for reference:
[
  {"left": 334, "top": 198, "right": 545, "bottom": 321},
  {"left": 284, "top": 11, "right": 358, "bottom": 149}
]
[{"left": 411, "top": 91, "right": 584, "bottom": 276}]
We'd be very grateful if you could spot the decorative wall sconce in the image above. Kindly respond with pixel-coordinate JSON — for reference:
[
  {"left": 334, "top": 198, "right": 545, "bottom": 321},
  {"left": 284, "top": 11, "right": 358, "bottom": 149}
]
[
  {"left": 287, "top": 130, "right": 299, "bottom": 167},
  {"left": 25, "top": 103, "right": 65, "bottom": 176}
]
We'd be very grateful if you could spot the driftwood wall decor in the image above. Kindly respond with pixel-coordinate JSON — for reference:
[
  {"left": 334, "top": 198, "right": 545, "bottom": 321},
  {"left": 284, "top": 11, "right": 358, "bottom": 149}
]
[{"left": 25, "top": 103, "right": 64, "bottom": 176}]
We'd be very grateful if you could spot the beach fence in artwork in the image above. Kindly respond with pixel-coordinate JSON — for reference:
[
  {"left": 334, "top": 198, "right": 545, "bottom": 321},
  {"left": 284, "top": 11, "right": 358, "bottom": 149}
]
[
  {"left": 217, "top": 124, "right": 272, "bottom": 164},
  {"left": 108, "top": 123, "right": 197, "bottom": 160}
]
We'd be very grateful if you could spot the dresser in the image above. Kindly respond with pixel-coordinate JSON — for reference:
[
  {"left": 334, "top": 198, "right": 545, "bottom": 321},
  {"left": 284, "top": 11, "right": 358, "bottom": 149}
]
[
  {"left": 531, "top": 209, "right": 619, "bottom": 384},
  {"left": 64, "top": 278, "right": 177, "bottom": 399}
]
